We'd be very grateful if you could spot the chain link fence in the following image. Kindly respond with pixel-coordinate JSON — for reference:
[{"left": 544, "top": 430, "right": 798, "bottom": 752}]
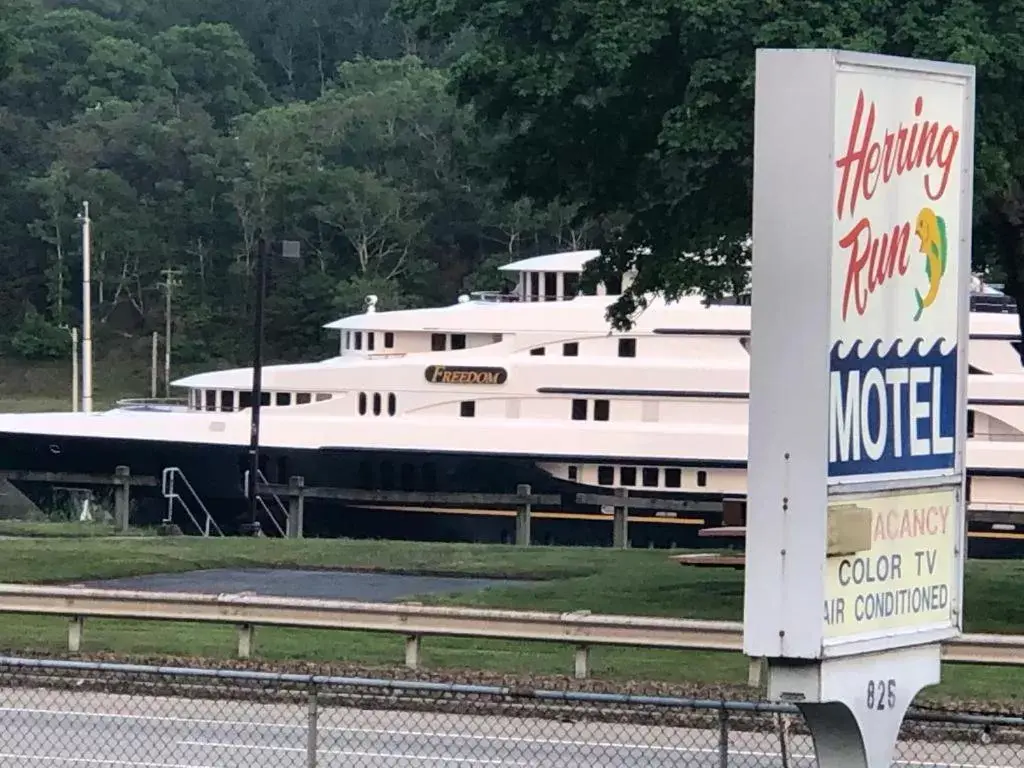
[{"left": 0, "top": 655, "right": 1020, "bottom": 767}]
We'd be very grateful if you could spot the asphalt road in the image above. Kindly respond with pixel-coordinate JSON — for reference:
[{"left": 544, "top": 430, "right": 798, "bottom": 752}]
[
  {"left": 0, "top": 686, "right": 1016, "bottom": 768},
  {"left": 79, "top": 568, "right": 539, "bottom": 602}
]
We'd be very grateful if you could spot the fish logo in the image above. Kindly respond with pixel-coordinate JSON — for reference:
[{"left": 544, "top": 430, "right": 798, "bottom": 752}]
[{"left": 913, "top": 207, "right": 948, "bottom": 322}]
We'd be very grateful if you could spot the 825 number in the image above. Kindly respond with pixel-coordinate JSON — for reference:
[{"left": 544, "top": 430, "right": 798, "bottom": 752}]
[{"left": 866, "top": 679, "right": 896, "bottom": 711}]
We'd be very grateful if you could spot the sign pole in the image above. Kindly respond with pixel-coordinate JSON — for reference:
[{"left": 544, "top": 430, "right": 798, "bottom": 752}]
[{"left": 743, "top": 48, "right": 975, "bottom": 768}]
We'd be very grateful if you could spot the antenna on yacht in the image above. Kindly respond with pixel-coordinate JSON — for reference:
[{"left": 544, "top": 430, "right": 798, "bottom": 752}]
[
  {"left": 76, "top": 201, "right": 93, "bottom": 413},
  {"left": 365, "top": 294, "right": 378, "bottom": 313}
]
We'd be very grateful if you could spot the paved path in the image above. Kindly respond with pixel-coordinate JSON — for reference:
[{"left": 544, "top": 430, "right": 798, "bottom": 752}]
[
  {"left": 0, "top": 687, "right": 1017, "bottom": 767},
  {"left": 80, "top": 568, "right": 539, "bottom": 602}
]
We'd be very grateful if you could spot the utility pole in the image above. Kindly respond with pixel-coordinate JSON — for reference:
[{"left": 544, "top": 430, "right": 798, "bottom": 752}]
[
  {"left": 77, "top": 202, "right": 93, "bottom": 413},
  {"left": 244, "top": 237, "right": 269, "bottom": 536},
  {"left": 150, "top": 331, "right": 159, "bottom": 399},
  {"left": 71, "top": 328, "right": 79, "bottom": 412},
  {"left": 159, "top": 268, "right": 182, "bottom": 397}
]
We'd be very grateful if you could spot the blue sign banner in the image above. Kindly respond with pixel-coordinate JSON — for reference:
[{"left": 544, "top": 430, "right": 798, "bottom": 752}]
[{"left": 828, "top": 338, "right": 956, "bottom": 477}]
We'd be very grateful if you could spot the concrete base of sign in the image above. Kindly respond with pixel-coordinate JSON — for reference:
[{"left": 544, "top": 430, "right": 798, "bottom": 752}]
[{"left": 766, "top": 644, "right": 940, "bottom": 768}]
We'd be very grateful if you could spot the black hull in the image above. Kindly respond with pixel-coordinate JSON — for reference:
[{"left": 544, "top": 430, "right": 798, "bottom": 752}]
[{"left": 0, "top": 430, "right": 1018, "bottom": 557}]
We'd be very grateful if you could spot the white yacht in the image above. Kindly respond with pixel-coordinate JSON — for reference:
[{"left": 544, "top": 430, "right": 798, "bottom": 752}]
[{"left": 0, "top": 249, "right": 1022, "bottom": 554}]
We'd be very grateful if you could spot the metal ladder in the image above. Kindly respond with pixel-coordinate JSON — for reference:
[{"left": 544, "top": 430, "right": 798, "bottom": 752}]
[
  {"left": 161, "top": 467, "right": 224, "bottom": 537},
  {"left": 242, "top": 469, "right": 288, "bottom": 537}
]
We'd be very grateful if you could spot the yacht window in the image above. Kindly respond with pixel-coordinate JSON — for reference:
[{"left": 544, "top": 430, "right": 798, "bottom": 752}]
[
  {"left": 372, "top": 392, "right": 382, "bottom": 416},
  {"left": 605, "top": 274, "right": 623, "bottom": 294},
  {"left": 431, "top": 333, "right": 446, "bottom": 351},
  {"left": 358, "top": 459, "right": 373, "bottom": 489},
  {"left": 315, "top": 393, "right": 332, "bottom": 402},
  {"left": 563, "top": 272, "right": 580, "bottom": 297},
  {"left": 400, "top": 463, "right": 416, "bottom": 491},
  {"left": 562, "top": 342, "right": 579, "bottom": 357},
  {"left": 205, "top": 390, "right": 217, "bottom": 411},
  {"left": 276, "top": 392, "right": 291, "bottom": 406},
  {"left": 354, "top": 332, "right": 362, "bottom": 350},
  {"left": 460, "top": 401, "right": 475, "bottom": 417},
  {"left": 594, "top": 399, "right": 610, "bottom": 421},
  {"left": 597, "top": 466, "right": 615, "bottom": 485},
  {"left": 388, "top": 393, "right": 397, "bottom": 416},
  {"left": 529, "top": 272, "right": 540, "bottom": 301},
  {"left": 259, "top": 392, "right": 271, "bottom": 407},
  {"left": 642, "top": 467, "right": 659, "bottom": 487},
  {"left": 380, "top": 461, "right": 395, "bottom": 490},
  {"left": 567, "top": 465, "right": 578, "bottom": 481},
  {"left": 451, "top": 334, "right": 466, "bottom": 350},
  {"left": 422, "top": 462, "right": 438, "bottom": 492},
  {"left": 618, "top": 338, "right": 637, "bottom": 358},
  {"left": 571, "top": 399, "right": 588, "bottom": 420},
  {"left": 221, "top": 391, "right": 235, "bottom": 412},
  {"left": 620, "top": 466, "right": 637, "bottom": 486},
  {"left": 367, "top": 332, "right": 375, "bottom": 351},
  {"left": 697, "top": 470, "right": 708, "bottom": 487},
  {"left": 530, "top": 347, "right": 545, "bottom": 356},
  {"left": 296, "top": 392, "right": 312, "bottom": 405},
  {"left": 967, "top": 409, "right": 975, "bottom": 437},
  {"left": 344, "top": 331, "right": 350, "bottom": 349},
  {"left": 384, "top": 332, "right": 394, "bottom": 348},
  {"left": 358, "top": 392, "right": 367, "bottom": 415},
  {"left": 544, "top": 272, "right": 558, "bottom": 301},
  {"left": 664, "top": 468, "right": 682, "bottom": 488},
  {"left": 239, "top": 392, "right": 253, "bottom": 409}
]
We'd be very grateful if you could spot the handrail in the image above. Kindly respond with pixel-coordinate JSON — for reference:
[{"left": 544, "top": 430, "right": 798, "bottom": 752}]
[
  {"left": 241, "top": 470, "right": 287, "bottom": 537},
  {"left": 160, "top": 468, "right": 223, "bottom": 537},
  {"left": 0, "top": 584, "right": 1018, "bottom": 677}
]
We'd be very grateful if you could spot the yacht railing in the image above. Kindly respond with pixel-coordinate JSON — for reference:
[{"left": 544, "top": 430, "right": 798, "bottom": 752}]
[
  {"left": 242, "top": 469, "right": 287, "bottom": 537},
  {"left": 113, "top": 398, "right": 188, "bottom": 412},
  {"left": 160, "top": 467, "right": 223, "bottom": 537}
]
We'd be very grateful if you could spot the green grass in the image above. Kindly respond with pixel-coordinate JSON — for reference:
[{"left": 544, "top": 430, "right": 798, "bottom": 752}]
[
  {"left": 0, "top": 520, "right": 154, "bottom": 538},
  {"left": 0, "top": 537, "right": 1019, "bottom": 705}
]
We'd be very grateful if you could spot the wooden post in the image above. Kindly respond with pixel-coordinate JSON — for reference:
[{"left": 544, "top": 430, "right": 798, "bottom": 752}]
[
  {"left": 574, "top": 644, "right": 590, "bottom": 679},
  {"left": 68, "top": 616, "right": 84, "bottom": 653},
  {"left": 237, "top": 623, "right": 255, "bottom": 659},
  {"left": 613, "top": 487, "right": 629, "bottom": 549},
  {"left": 405, "top": 635, "right": 421, "bottom": 669},
  {"left": 287, "top": 475, "right": 305, "bottom": 539},
  {"left": 515, "top": 483, "right": 532, "bottom": 546},
  {"left": 113, "top": 465, "right": 131, "bottom": 533}
]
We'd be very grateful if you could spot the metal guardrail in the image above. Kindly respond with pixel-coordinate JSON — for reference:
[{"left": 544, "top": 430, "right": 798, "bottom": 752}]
[{"left": 0, "top": 584, "right": 1021, "bottom": 679}]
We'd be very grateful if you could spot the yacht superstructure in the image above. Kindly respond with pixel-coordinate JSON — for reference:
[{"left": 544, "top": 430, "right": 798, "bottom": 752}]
[{"left": 0, "top": 249, "right": 1022, "bottom": 553}]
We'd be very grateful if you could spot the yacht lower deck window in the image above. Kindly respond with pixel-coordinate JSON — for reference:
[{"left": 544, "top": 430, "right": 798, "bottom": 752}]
[
  {"left": 460, "top": 401, "right": 475, "bottom": 417},
  {"left": 296, "top": 393, "right": 312, "bottom": 405},
  {"left": 220, "top": 391, "right": 235, "bottom": 412},
  {"left": 597, "top": 466, "right": 614, "bottom": 485},
  {"left": 276, "top": 392, "right": 291, "bottom": 406},
  {"left": 664, "top": 468, "right": 682, "bottom": 488},
  {"left": 642, "top": 467, "right": 659, "bottom": 487},
  {"left": 620, "top": 467, "right": 637, "bottom": 486}
]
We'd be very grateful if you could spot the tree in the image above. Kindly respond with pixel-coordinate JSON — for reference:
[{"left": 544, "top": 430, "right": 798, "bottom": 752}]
[{"left": 393, "top": 0, "right": 1024, "bottom": 333}]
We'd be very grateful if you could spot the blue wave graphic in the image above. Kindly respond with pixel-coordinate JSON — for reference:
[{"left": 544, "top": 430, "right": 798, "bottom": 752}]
[
  {"left": 828, "top": 337, "right": 958, "bottom": 478},
  {"left": 832, "top": 337, "right": 950, "bottom": 361}
]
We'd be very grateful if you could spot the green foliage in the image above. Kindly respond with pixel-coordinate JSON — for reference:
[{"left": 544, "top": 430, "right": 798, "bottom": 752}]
[
  {"left": 394, "top": 0, "right": 1024, "bottom": 331},
  {"left": 8, "top": 305, "right": 70, "bottom": 361},
  {"left": 0, "top": 2, "right": 583, "bottom": 369}
]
